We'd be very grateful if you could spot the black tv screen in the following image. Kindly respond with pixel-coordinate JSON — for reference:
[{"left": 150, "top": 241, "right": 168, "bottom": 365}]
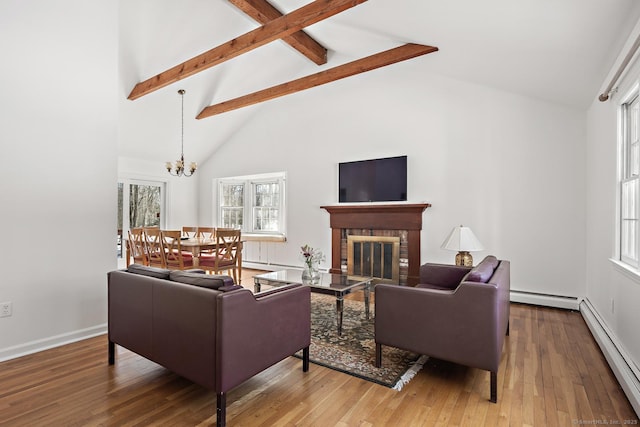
[{"left": 339, "top": 155, "right": 407, "bottom": 203}]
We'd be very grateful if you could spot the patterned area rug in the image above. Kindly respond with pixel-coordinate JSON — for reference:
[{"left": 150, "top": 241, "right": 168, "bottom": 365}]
[{"left": 297, "top": 293, "right": 427, "bottom": 390}]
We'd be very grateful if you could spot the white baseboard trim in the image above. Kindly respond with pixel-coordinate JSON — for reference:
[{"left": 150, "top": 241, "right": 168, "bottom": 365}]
[
  {"left": 0, "top": 324, "right": 107, "bottom": 363},
  {"left": 580, "top": 299, "right": 640, "bottom": 417},
  {"left": 510, "top": 290, "right": 582, "bottom": 310}
]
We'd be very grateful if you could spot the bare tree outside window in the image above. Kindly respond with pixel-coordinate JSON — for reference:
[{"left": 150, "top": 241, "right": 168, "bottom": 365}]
[
  {"left": 117, "top": 181, "right": 164, "bottom": 259},
  {"left": 129, "top": 184, "right": 161, "bottom": 228},
  {"left": 220, "top": 183, "right": 244, "bottom": 228}
]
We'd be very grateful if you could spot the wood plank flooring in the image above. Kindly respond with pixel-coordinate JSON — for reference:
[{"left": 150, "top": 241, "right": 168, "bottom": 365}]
[{"left": 0, "top": 270, "right": 637, "bottom": 426}]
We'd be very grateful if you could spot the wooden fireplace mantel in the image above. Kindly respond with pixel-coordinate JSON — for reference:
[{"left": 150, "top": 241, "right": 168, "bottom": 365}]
[{"left": 321, "top": 203, "right": 431, "bottom": 285}]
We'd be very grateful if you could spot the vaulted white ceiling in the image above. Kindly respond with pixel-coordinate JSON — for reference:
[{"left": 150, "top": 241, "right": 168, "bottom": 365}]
[{"left": 118, "top": 0, "right": 640, "bottom": 166}]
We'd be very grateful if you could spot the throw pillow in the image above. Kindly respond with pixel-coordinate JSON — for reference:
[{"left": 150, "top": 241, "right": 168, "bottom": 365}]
[
  {"left": 169, "top": 270, "right": 235, "bottom": 289},
  {"left": 127, "top": 264, "right": 171, "bottom": 280},
  {"left": 465, "top": 256, "right": 499, "bottom": 283},
  {"left": 483, "top": 255, "right": 499, "bottom": 270}
]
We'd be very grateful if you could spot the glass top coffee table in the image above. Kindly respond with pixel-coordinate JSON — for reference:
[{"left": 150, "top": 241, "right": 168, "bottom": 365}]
[{"left": 253, "top": 269, "right": 372, "bottom": 336}]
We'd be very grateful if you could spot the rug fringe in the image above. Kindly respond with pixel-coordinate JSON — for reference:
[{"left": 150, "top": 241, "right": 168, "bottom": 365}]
[{"left": 392, "top": 355, "right": 428, "bottom": 391}]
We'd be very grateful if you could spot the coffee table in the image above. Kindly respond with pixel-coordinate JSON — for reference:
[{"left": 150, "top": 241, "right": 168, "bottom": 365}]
[{"left": 253, "top": 269, "right": 372, "bottom": 336}]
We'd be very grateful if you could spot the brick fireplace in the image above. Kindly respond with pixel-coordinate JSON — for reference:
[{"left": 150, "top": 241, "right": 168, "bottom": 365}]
[{"left": 321, "top": 203, "right": 431, "bottom": 285}]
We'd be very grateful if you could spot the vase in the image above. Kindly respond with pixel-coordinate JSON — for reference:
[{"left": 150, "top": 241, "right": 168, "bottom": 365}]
[{"left": 301, "top": 264, "right": 320, "bottom": 284}]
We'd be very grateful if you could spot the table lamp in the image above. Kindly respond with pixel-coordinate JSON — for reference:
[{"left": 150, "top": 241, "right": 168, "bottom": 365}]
[{"left": 441, "top": 225, "right": 484, "bottom": 266}]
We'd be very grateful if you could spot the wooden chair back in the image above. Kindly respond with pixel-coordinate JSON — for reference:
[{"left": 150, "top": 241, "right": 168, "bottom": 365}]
[
  {"left": 182, "top": 226, "right": 198, "bottom": 238},
  {"left": 143, "top": 227, "right": 165, "bottom": 268},
  {"left": 214, "top": 228, "right": 241, "bottom": 281},
  {"left": 160, "top": 230, "right": 194, "bottom": 270},
  {"left": 127, "top": 228, "right": 148, "bottom": 267},
  {"left": 196, "top": 226, "right": 215, "bottom": 240}
]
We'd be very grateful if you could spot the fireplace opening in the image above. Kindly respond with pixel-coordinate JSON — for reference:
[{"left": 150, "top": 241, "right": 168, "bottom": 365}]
[{"left": 347, "top": 235, "right": 400, "bottom": 283}]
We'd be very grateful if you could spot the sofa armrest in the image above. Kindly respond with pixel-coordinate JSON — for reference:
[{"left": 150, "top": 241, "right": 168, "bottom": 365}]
[
  {"left": 216, "top": 285, "right": 311, "bottom": 392},
  {"left": 419, "top": 263, "right": 471, "bottom": 289},
  {"left": 375, "top": 281, "right": 504, "bottom": 372}
]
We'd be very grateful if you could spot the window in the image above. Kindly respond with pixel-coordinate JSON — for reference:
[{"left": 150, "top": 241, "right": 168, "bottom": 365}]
[
  {"left": 219, "top": 182, "right": 245, "bottom": 228},
  {"left": 218, "top": 172, "right": 286, "bottom": 236},
  {"left": 620, "top": 87, "right": 640, "bottom": 267},
  {"left": 117, "top": 179, "right": 166, "bottom": 258}
]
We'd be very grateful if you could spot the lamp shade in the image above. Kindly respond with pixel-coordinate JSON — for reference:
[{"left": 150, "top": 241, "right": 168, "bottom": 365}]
[{"left": 441, "top": 225, "right": 484, "bottom": 252}]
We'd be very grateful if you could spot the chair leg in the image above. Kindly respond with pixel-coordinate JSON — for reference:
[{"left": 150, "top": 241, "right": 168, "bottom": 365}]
[
  {"left": 217, "top": 392, "right": 226, "bottom": 427},
  {"left": 490, "top": 371, "right": 497, "bottom": 403},
  {"left": 303, "top": 346, "right": 310, "bottom": 372},
  {"left": 506, "top": 320, "right": 510, "bottom": 336},
  {"left": 375, "top": 343, "right": 382, "bottom": 368},
  {"left": 108, "top": 340, "right": 115, "bottom": 365}
]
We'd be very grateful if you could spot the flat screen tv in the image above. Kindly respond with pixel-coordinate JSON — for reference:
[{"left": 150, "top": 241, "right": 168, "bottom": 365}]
[{"left": 339, "top": 155, "right": 407, "bottom": 203}]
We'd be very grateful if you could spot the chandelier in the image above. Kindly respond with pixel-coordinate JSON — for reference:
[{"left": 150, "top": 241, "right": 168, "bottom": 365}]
[{"left": 166, "top": 89, "right": 197, "bottom": 177}]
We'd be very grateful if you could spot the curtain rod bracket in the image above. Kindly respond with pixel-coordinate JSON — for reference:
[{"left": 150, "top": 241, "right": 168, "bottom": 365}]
[
  {"left": 599, "top": 87, "right": 619, "bottom": 102},
  {"left": 598, "top": 31, "right": 640, "bottom": 102}
]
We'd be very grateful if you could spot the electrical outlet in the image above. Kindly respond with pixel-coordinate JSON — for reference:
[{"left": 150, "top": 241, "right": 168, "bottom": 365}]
[{"left": 0, "top": 302, "right": 12, "bottom": 318}]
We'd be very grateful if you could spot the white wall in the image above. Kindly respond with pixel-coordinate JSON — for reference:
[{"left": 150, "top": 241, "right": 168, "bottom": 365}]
[
  {"left": 195, "top": 64, "right": 587, "bottom": 299},
  {"left": 0, "top": 1, "right": 118, "bottom": 360}
]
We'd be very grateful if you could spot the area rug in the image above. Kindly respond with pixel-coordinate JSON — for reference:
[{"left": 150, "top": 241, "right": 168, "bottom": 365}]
[{"left": 297, "top": 293, "right": 427, "bottom": 390}]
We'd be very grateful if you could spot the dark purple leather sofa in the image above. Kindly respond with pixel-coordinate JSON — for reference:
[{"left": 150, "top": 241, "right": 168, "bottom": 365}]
[
  {"left": 375, "top": 256, "right": 510, "bottom": 402},
  {"left": 108, "top": 265, "right": 311, "bottom": 427}
]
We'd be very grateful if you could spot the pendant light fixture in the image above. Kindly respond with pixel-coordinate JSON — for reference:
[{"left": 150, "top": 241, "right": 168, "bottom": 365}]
[{"left": 166, "top": 89, "right": 197, "bottom": 177}]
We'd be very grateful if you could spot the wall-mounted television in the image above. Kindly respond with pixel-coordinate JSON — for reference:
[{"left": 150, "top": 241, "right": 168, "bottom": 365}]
[{"left": 338, "top": 155, "right": 407, "bottom": 203}]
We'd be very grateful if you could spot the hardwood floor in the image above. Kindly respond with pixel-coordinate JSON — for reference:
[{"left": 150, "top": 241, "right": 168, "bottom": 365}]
[{"left": 0, "top": 270, "right": 637, "bottom": 426}]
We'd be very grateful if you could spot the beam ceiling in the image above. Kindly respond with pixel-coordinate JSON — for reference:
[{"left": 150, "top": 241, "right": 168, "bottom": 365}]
[
  {"left": 128, "top": 0, "right": 366, "bottom": 100},
  {"left": 196, "top": 43, "right": 438, "bottom": 119},
  {"left": 229, "top": 0, "right": 327, "bottom": 65}
]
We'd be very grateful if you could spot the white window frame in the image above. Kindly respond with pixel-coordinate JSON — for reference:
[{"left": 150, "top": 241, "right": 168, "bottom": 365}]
[
  {"left": 118, "top": 178, "right": 167, "bottom": 235},
  {"left": 217, "top": 172, "right": 286, "bottom": 238},
  {"left": 117, "top": 178, "right": 167, "bottom": 262},
  {"left": 618, "top": 83, "right": 640, "bottom": 269}
]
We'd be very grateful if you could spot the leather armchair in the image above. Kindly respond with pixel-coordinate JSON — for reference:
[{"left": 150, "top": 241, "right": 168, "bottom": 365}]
[{"left": 374, "top": 256, "right": 510, "bottom": 402}]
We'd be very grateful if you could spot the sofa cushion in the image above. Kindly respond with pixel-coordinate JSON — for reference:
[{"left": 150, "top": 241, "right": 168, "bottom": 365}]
[
  {"left": 169, "top": 270, "right": 235, "bottom": 289},
  {"left": 465, "top": 256, "right": 499, "bottom": 283},
  {"left": 127, "top": 264, "right": 171, "bottom": 280}
]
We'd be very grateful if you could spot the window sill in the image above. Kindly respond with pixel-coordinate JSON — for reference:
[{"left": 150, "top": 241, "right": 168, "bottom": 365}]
[
  {"left": 609, "top": 258, "right": 640, "bottom": 284},
  {"left": 242, "top": 233, "right": 287, "bottom": 243}
]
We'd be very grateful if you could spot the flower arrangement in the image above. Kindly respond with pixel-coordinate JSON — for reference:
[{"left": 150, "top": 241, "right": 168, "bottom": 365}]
[{"left": 300, "top": 244, "right": 325, "bottom": 269}]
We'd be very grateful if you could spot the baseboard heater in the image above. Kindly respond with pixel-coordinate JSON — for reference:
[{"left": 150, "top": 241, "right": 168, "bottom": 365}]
[
  {"left": 580, "top": 298, "right": 640, "bottom": 417},
  {"left": 510, "top": 289, "right": 582, "bottom": 310}
]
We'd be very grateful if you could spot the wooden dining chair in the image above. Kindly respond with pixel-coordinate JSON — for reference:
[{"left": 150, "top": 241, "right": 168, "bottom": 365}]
[
  {"left": 182, "top": 226, "right": 198, "bottom": 239},
  {"left": 195, "top": 226, "right": 215, "bottom": 240},
  {"left": 199, "top": 228, "right": 241, "bottom": 282},
  {"left": 193, "top": 226, "right": 217, "bottom": 256},
  {"left": 160, "top": 230, "right": 194, "bottom": 270},
  {"left": 143, "top": 227, "right": 166, "bottom": 268},
  {"left": 127, "top": 228, "right": 148, "bottom": 267}
]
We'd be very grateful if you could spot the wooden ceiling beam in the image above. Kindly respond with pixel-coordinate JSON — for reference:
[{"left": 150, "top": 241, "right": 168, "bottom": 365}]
[
  {"left": 128, "top": 0, "right": 366, "bottom": 100},
  {"left": 229, "top": 0, "right": 327, "bottom": 65},
  {"left": 196, "top": 43, "right": 438, "bottom": 119}
]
